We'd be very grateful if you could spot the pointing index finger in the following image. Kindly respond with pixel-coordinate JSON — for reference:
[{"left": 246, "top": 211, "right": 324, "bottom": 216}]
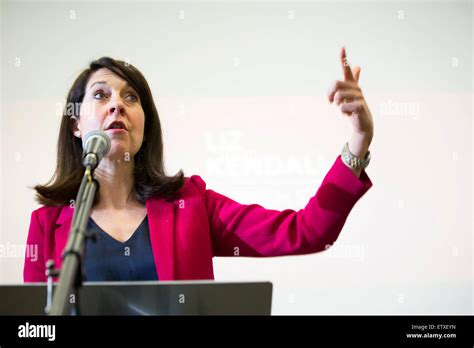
[{"left": 341, "top": 47, "right": 355, "bottom": 82}]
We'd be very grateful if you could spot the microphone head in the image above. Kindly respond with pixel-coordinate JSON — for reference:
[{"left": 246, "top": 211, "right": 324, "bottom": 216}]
[{"left": 82, "top": 130, "right": 111, "bottom": 168}]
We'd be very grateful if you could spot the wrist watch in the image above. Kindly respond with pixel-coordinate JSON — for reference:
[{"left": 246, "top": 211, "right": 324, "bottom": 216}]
[{"left": 341, "top": 142, "right": 371, "bottom": 170}]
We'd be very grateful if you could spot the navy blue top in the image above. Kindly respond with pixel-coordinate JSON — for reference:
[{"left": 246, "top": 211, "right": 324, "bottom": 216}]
[{"left": 84, "top": 215, "right": 158, "bottom": 281}]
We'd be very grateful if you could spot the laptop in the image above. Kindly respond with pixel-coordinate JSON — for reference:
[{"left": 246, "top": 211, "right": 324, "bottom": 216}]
[{"left": 0, "top": 280, "right": 272, "bottom": 315}]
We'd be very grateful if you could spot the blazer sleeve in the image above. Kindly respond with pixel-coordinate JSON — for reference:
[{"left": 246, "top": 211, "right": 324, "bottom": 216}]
[
  {"left": 23, "top": 209, "right": 46, "bottom": 282},
  {"left": 191, "top": 155, "right": 373, "bottom": 257}
]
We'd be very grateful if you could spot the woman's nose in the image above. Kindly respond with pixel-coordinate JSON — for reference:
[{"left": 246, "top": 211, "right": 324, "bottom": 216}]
[{"left": 109, "top": 98, "right": 125, "bottom": 116}]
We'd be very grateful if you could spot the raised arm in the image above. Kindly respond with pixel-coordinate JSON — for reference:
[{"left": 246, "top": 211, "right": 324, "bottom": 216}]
[{"left": 190, "top": 155, "right": 372, "bottom": 257}]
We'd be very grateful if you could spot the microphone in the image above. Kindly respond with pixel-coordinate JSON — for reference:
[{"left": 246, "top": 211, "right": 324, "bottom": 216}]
[{"left": 82, "top": 130, "right": 111, "bottom": 169}]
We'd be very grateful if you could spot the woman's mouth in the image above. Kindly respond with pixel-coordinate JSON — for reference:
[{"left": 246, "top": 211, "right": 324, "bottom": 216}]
[
  {"left": 105, "top": 120, "right": 128, "bottom": 132},
  {"left": 106, "top": 128, "right": 127, "bottom": 134}
]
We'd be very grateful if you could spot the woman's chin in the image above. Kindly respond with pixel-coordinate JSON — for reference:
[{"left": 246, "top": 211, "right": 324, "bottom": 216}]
[{"left": 106, "top": 143, "right": 130, "bottom": 162}]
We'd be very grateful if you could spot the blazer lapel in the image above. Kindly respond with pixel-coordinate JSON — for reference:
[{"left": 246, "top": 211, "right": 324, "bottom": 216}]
[
  {"left": 54, "top": 205, "right": 74, "bottom": 268},
  {"left": 146, "top": 197, "right": 176, "bottom": 280}
]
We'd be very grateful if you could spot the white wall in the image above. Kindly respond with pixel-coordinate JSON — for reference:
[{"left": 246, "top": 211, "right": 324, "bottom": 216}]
[{"left": 0, "top": 0, "right": 472, "bottom": 314}]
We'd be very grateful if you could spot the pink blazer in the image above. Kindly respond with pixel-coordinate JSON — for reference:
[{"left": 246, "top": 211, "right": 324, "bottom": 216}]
[{"left": 23, "top": 155, "right": 372, "bottom": 282}]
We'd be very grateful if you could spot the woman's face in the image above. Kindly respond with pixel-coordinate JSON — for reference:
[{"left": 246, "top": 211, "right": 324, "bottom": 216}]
[{"left": 71, "top": 68, "right": 145, "bottom": 161}]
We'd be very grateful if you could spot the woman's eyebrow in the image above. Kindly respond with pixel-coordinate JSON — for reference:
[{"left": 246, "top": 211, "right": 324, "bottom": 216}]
[
  {"left": 89, "top": 81, "right": 107, "bottom": 89},
  {"left": 89, "top": 81, "right": 132, "bottom": 90}
]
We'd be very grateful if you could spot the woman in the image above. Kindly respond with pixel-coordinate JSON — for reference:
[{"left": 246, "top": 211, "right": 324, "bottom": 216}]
[{"left": 23, "top": 47, "right": 374, "bottom": 282}]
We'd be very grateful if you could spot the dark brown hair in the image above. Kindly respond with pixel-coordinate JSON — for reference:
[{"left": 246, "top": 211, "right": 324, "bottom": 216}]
[{"left": 32, "top": 57, "right": 184, "bottom": 207}]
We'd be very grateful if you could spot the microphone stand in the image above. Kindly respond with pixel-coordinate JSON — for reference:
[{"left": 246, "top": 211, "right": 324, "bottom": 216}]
[{"left": 48, "top": 165, "right": 99, "bottom": 315}]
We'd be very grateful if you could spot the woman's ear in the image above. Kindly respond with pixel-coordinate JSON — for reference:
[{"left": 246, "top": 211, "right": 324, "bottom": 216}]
[{"left": 70, "top": 116, "right": 82, "bottom": 138}]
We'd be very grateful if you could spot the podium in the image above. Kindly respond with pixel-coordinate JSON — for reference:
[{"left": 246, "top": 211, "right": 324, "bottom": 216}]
[{"left": 0, "top": 281, "right": 272, "bottom": 315}]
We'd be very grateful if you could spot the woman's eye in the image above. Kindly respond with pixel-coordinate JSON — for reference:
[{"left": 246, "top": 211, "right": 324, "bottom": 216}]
[
  {"left": 92, "top": 90, "right": 137, "bottom": 102},
  {"left": 93, "top": 91, "right": 107, "bottom": 100},
  {"left": 126, "top": 94, "right": 138, "bottom": 102}
]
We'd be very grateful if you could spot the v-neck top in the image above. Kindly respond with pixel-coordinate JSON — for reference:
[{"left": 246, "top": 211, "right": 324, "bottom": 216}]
[{"left": 83, "top": 215, "right": 159, "bottom": 281}]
